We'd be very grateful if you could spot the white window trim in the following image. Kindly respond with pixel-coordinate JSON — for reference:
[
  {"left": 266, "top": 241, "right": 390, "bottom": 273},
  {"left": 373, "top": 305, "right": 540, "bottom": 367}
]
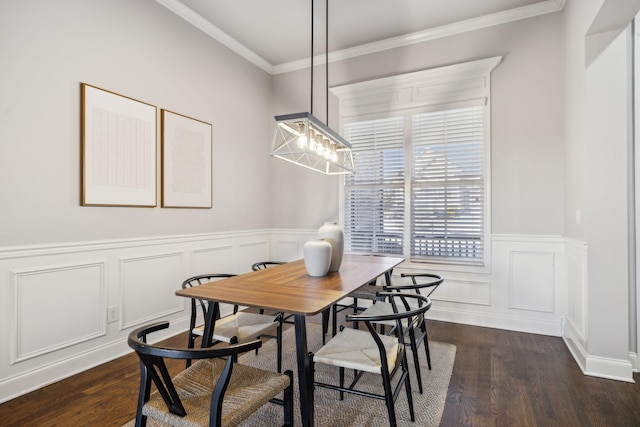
[{"left": 332, "top": 57, "right": 501, "bottom": 274}]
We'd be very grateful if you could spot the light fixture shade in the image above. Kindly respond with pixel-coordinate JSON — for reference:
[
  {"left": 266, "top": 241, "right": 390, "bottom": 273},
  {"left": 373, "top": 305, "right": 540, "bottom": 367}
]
[{"left": 271, "top": 112, "right": 355, "bottom": 175}]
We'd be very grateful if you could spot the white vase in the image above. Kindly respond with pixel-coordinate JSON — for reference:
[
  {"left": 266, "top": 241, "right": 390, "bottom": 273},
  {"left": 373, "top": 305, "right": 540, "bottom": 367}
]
[
  {"left": 318, "top": 222, "right": 344, "bottom": 272},
  {"left": 303, "top": 239, "right": 332, "bottom": 277}
]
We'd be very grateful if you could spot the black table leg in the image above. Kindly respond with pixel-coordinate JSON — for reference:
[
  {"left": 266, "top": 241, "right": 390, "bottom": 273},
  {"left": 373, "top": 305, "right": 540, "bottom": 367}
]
[
  {"left": 201, "top": 302, "right": 219, "bottom": 348},
  {"left": 294, "top": 314, "right": 314, "bottom": 427}
]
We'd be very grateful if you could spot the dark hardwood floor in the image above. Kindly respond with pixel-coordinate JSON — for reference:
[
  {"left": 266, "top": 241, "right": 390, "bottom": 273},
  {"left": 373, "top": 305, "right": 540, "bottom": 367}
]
[{"left": 1, "top": 319, "right": 639, "bottom": 426}]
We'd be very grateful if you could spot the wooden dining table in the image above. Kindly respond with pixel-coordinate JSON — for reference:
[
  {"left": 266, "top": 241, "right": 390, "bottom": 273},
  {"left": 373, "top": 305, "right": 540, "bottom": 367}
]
[{"left": 175, "top": 254, "right": 404, "bottom": 427}]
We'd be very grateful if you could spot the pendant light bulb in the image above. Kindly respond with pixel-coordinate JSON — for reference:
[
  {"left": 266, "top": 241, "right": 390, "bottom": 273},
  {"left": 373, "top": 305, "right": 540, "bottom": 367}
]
[
  {"left": 330, "top": 143, "right": 338, "bottom": 162},
  {"left": 308, "top": 128, "right": 316, "bottom": 151},
  {"left": 322, "top": 138, "right": 331, "bottom": 159},
  {"left": 297, "top": 122, "right": 307, "bottom": 149},
  {"left": 315, "top": 133, "right": 325, "bottom": 155}
]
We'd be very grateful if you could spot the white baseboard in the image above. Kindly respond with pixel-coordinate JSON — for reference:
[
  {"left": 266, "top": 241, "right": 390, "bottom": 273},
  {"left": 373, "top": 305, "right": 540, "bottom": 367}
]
[
  {"left": 428, "top": 306, "right": 562, "bottom": 336},
  {"left": 563, "top": 317, "right": 634, "bottom": 382},
  {"left": 585, "top": 355, "right": 635, "bottom": 383},
  {"left": 0, "top": 317, "right": 189, "bottom": 404}
]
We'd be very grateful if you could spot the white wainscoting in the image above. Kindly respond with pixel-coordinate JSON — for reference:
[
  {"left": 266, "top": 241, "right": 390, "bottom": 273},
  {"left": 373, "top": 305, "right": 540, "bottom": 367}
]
[
  {"left": 0, "top": 229, "right": 313, "bottom": 404},
  {"left": 563, "top": 238, "right": 588, "bottom": 372},
  {"left": 0, "top": 230, "right": 625, "bottom": 403},
  {"left": 10, "top": 261, "right": 106, "bottom": 364},
  {"left": 393, "top": 234, "right": 565, "bottom": 336},
  {"left": 120, "top": 252, "right": 185, "bottom": 330}
]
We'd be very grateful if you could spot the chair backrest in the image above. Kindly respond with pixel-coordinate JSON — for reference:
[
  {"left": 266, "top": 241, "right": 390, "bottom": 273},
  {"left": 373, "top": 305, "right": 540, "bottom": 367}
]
[
  {"left": 182, "top": 274, "right": 237, "bottom": 323},
  {"left": 251, "top": 261, "right": 286, "bottom": 271},
  {"left": 386, "top": 273, "right": 444, "bottom": 299},
  {"left": 128, "top": 321, "right": 262, "bottom": 423},
  {"left": 346, "top": 293, "right": 432, "bottom": 372}
]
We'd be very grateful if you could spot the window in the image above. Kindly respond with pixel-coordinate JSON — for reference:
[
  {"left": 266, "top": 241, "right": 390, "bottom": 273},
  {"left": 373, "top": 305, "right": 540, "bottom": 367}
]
[
  {"left": 333, "top": 58, "right": 500, "bottom": 267},
  {"left": 343, "top": 117, "right": 405, "bottom": 255},
  {"left": 410, "top": 106, "right": 485, "bottom": 262}
]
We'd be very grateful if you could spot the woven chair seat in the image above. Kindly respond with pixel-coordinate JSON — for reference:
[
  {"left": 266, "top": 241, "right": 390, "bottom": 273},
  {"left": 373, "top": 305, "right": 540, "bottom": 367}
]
[
  {"left": 193, "top": 312, "right": 279, "bottom": 343},
  {"left": 313, "top": 327, "right": 399, "bottom": 374},
  {"left": 142, "top": 358, "right": 291, "bottom": 427}
]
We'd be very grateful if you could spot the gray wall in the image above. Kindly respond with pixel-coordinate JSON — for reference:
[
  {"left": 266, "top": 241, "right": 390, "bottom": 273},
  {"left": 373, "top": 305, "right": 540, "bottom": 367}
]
[
  {"left": 272, "top": 12, "right": 566, "bottom": 237},
  {"left": 0, "top": 0, "right": 566, "bottom": 246},
  {"left": 0, "top": 0, "right": 275, "bottom": 247}
]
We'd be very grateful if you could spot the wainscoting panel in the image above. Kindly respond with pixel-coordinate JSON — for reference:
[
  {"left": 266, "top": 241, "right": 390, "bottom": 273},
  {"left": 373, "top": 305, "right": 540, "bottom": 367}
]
[
  {"left": 392, "top": 271, "right": 491, "bottom": 306},
  {"left": 273, "top": 239, "right": 302, "bottom": 262},
  {"left": 120, "top": 252, "right": 185, "bottom": 329},
  {"left": 238, "top": 240, "right": 270, "bottom": 271},
  {"left": 191, "top": 245, "right": 235, "bottom": 276},
  {"left": 438, "top": 277, "right": 491, "bottom": 306},
  {"left": 270, "top": 229, "right": 316, "bottom": 262},
  {"left": 508, "top": 251, "right": 555, "bottom": 312},
  {"left": 10, "top": 261, "right": 105, "bottom": 364}
]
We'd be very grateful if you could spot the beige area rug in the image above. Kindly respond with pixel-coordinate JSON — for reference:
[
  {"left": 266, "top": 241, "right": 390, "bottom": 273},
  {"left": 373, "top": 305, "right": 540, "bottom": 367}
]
[{"left": 123, "top": 323, "right": 456, "bottom": 427}]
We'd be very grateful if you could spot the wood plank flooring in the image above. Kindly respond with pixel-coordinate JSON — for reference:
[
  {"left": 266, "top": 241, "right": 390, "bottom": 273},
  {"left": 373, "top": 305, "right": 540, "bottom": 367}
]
[{"left": 1, "top": 320, "right": 639, "bottom": 426}]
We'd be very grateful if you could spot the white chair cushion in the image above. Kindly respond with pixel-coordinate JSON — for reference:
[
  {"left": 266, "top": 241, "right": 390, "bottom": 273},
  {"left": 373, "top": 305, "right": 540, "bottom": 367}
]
[
  {"left": 192, "top": 312, "right": 278, "bottom": 343},
  {"left": 313, "top": 327, "right": 399, "bottom": 374},
  {"left": 359, "top": 301, "right": 409, "bottom": 327}
]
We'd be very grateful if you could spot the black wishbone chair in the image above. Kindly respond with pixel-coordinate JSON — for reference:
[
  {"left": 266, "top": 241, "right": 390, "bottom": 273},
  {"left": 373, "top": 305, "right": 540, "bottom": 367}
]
[
  {"left": 250, "top": 261, "right": 295, "bottom": 325},
  {"left": 359, "top": 272, "right": 443, "bottom": 394},
  {"left": 128, "top": 321, "right": 293, "bottom": 427},
  {"left": 251, "top": 261, "right": 287, "bottom": 271},
  {"left": 311, "top": 292, "right": 432, "bottom": 427},
  {"left": 182, "top": 274, "right": 283, "bottom": 372},
  {"left": 324, "top": 256, "right": 394, "bottom": 340}
]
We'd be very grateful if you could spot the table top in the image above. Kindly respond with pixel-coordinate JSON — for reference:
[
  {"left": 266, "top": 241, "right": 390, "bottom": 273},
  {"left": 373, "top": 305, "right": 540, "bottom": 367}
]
[{"left": 175, "top": 254, "right": 404, "bottom": 316}]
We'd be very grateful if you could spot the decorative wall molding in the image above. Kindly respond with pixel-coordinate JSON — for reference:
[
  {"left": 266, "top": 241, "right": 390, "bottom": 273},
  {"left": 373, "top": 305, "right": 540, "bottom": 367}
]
[
  {"left": 508, "top": 250, "right": 555, "bottom": 313},
  {"left": 155, "top": 0, "right": 565, "bottom": 75},
  {"left": 0, "top": 229, "right": 279, "bottom": 404},
  {"left": 10, "top": 261, "right": 106, "bottom": 364},
  {"left": 191, "top": 245, "right": 235, "bottom": 275},
  {"left": 274, "top": 1, "right": 565, "bottom": 74},
  {"left": 0, "top": 230, "right": 269, "bottom": 260},
  {"left": 0, "top": 229, "right": 631, "bottom": 404},
  {"left": 120, "top": 252, "right": 185, "bottom": 330}
]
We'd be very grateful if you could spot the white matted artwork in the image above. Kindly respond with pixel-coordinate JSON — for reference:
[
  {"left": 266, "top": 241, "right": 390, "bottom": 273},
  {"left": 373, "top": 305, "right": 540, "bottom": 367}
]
[
  {"left": 161, "top": 109, "right": 213, "bottom": 208},
  {"left": 81, "top": 83, "right": 157, "bottom": 207}
]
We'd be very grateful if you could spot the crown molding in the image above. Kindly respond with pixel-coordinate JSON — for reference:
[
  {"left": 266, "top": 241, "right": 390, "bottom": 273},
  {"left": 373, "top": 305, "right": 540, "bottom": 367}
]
[
  {"left": 155, "top": 0, "right": 275, "bottom": 74},
  {"left": 274, "top": 0, "right": 564, "bottom": 74},
  {"left": 158, "top": 0, "right": 564, "bottom": 76}
]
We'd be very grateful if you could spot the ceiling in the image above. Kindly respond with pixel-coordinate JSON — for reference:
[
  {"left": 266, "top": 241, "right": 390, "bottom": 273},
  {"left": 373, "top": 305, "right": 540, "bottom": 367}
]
[{"left": 156, "top": 0, "right": 565, "bottom": 74}]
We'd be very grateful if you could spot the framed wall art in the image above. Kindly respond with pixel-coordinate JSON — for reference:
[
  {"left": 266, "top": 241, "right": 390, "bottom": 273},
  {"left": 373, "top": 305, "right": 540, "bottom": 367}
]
[
  {"left": 161, "top": 109, "right": 213, "bottom": 208},
  {"left": 81, "top": 83, "right": 157, "bottom": 207}
]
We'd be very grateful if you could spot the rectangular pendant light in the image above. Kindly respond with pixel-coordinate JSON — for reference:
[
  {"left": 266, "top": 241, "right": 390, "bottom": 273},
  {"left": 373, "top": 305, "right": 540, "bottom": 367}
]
[{"left": 272, "top": 112, "right": 355, "bottom": 175}]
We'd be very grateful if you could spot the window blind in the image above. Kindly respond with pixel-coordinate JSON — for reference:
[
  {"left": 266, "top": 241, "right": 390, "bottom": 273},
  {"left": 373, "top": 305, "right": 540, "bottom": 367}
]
[
  {"left": 344, "top": 117, "right": 405, "bottom": 255},
  {"left": 410, "top": 106, "right": 484, "bottom": 263}
]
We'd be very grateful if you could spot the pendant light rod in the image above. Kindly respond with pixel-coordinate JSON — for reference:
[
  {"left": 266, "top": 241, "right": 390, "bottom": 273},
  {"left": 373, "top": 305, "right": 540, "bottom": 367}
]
[
  {"left": 310, "top": 0, "right": 330, "bottom": 125},
  {"left": 270, "top": 0, "right": 354, "bottom": 175},
  {"left": 326, "top": 0, "right": 329, "bottom": 125}
]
